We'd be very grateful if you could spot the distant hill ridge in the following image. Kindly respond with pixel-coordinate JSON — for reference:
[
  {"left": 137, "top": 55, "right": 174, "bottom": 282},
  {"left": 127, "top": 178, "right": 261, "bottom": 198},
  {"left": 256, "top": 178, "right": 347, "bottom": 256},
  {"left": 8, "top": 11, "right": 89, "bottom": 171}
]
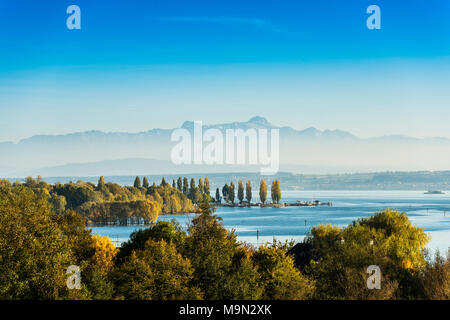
[
  {"left": 3, "top": 116, "right": 447, "bottom": 145},
  {"left": 1, "top": 116, "right": 450, "bottom": 177}
]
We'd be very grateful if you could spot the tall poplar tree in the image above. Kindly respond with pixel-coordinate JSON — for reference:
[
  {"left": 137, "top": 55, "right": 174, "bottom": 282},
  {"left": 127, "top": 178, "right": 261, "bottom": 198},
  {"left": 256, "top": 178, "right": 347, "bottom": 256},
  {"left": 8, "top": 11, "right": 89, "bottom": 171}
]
[
  {"left": 142, "top": 177, "right": 149, "bottom": 188},
  {"left": 271, "top": 180, "right": 276, "bottom": 203},
  {"left": 97, "top": 176, "right": 105, "bottom": 190},
  {"left": 274, "top": 180, "right": 281, "bottom": 204},
  {"left": 222, "top": 184, "right": 229, "bottom": 203},
  {"left": 237, "top": 180, "right": 244, "bottom": 204},
  {"left": 246, "top": 180, "right": 252, "bottom": 204},
  {"left": 134, "top": 176, "right": 141, "bottom": 188},
  {"left": 259, "top": 179, "right": 267, "bottom": 204},
  {"left": 177, "top": 177, "right": 183, "bottom": 191},
  {"left": 198, "top": 178, "right": 204, "bottom": 194},
  {"left": 204, "top": 177, "right": 210, "bottom": 195},
  {"left": 229, "top": 182, "right": 235, "bottom": 204},
  {"left": 215, "top": 188, "right": 221, "bottom": 203},
  {"left": 183, "top": 177, "right": 189, "bottom": 195}
]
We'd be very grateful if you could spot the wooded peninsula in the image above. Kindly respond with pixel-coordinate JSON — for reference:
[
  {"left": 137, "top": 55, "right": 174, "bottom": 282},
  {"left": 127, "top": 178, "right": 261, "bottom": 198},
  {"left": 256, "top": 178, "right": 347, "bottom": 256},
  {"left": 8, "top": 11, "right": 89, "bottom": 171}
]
[{"left": 1, "top": 175, "right": 282, "bottom": 225}]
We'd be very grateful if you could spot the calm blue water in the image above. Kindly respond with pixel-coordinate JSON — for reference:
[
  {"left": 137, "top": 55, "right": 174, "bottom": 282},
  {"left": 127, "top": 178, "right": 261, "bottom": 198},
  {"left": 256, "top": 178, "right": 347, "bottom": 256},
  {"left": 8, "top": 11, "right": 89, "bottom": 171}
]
[{"left": 90, "top": 191, "right": 450, "bottom": 254}]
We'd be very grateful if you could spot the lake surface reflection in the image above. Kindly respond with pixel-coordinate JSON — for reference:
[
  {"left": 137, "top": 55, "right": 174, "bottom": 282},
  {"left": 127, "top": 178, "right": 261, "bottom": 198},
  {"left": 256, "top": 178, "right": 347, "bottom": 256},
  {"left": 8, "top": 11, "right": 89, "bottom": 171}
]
[{"left": 91, "top": 191, "right": 450, "bottom": 253}]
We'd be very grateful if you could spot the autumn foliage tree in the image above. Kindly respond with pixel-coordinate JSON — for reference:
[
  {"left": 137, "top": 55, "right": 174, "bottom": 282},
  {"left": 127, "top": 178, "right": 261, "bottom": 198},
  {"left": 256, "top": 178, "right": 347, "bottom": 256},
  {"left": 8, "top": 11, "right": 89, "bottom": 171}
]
[
  {"left": 204, "top": 177, "right": 210, "bottom": 195},
  {"left": 237, "top": 180, "right": 244, "bottom": 204},
  {"left": 97, "top": 176, "right": 105, "bottom": 190},
  {"left": 271, "top": 180, "right": 281, "bottom": 204},
  {"left": 246, "top": 180, "right": 252, "bottom": 204},
  {"left": 228, "top": 182, "right": 235, "bottom": 204},
  {"left": 1, "top": 177, "right": 448, "bottom": 301},
  {"left": 91, "top": 235, "right": 118, "bottom": 273},
  {"left": 259, "top": 179, "right": 267, "bottom": 204}
]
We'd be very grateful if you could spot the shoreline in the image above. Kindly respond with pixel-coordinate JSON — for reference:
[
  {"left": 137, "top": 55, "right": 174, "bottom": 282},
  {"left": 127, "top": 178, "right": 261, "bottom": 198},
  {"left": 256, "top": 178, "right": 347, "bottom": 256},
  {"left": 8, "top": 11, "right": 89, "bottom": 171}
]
[
  {"left": 216, "top": 201, "right": 332, "bottom": 208},
  {"left": 86, "top": 200, "right": 334, "bottom": 226}
]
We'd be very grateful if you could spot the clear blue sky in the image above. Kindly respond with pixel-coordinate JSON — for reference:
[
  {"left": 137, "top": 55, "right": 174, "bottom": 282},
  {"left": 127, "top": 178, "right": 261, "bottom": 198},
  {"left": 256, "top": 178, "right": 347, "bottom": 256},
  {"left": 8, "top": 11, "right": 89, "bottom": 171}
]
[{"left": 0, "top": 0, "right": 449, "bottom": 142}]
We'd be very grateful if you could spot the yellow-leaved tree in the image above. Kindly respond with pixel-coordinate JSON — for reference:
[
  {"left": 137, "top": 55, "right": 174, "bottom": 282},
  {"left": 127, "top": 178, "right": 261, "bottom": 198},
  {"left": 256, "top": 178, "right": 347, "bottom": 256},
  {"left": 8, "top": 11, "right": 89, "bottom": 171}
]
[
  {"left": 305, "top": 209, "right": 430, "bottom": 299},
  {"left": 91, "top": 235, "right": 118, "bottom": 273}
]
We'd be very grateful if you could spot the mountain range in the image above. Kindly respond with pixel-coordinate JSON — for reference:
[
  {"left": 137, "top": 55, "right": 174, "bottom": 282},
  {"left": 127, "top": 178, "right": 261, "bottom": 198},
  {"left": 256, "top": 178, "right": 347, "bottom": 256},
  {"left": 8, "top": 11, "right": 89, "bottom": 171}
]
[{"left": 2, "top": 116, "right": 450, "bottom": 177}]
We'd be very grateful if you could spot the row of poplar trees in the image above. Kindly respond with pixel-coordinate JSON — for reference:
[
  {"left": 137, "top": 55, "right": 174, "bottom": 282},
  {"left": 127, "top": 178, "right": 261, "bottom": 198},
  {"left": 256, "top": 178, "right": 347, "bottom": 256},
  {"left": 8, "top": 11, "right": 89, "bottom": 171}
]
[
  {"left": 133, "top": 175, "right": 211, "bottom": 204},
  {"left": 132, "top": 175, "right": 281, "bottom": 205},
  {"left": 218, "top": 179, "right": 281, "bottom": 204}
]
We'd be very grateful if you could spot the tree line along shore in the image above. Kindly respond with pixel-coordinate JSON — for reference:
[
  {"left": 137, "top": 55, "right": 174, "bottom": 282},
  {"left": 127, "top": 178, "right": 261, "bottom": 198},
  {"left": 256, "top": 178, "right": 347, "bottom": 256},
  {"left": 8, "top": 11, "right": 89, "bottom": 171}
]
[{"left": 0, "top": 176, "right": 283, "bottom": 225}]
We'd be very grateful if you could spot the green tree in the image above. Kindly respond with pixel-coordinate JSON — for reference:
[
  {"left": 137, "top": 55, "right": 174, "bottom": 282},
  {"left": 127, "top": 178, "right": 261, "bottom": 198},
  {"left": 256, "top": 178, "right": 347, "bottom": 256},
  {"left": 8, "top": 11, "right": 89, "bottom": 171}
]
[
  {"left": 222, "top": 184, "right": 229, "bottom": 203},
  {"left": 259, "top": 179, "right": 267, "bottom": 204},
  {"left": 134, "top": 176, "right": 141, "bottom": 188},
  {"left": 252, "top": 242, "right": 315, "bottom": 299},
  {"left": 55, "top": 209, "right": 110, "bottom": 300},
  {"left": 198, "top": 178, "right": 204, "bottom": 194},
  {"left": 182, "top": 177, "right": 189, "bottom": 195},
  {"left": 97, "top": 176, "right": 106, "bottom": 190},
  {"left": 0, "top": 186, "right": 73, "bottom": 299},
  {"left": 204, "top": 177, "right": 210, "bottom": 195},
  {"left": 184, "top": 201, "right": 260, "bottom": 299},
  {"left": 421, "top": 250, "right": 450, "bottom": 299},
  {"left": 237, "top": 180, "right": 244, "bottom": 204},
  {"left": 115, "top": 220, "right": 186, "bottom": 265},
  {"left": 276, "top": 180, "right": 281, "bottom": 203},
  {"left": 215, "top": 187, "right": 221, "bottom": 203},
  {"left": 142, "top": 177, "right": 149, "bottom": 188},
  {"left": 49, "top": 193, "right": 67, "bottom": 215},
  {"left": 271, "top": 180, "right": 275, "bottom": 203},
  {"left": 246, "top": 180, "right": 252, "bottom": 204},
  {"left": 113, "top": 239, "right": 202, "bottom": 300},
  {"left": 188, "top": 178, "right": 202, "bottom": 203},
  {"left": 271, "top": 180, "right": 281, "bottom": 204},
  {"left": 304, "top": 209, "right": 430, "bottom": 299},
  {"left": 177, "top": 177, "right": 183, "bottom": 191},
  {"left": 166, "top": 194, "right": 181, "bottom": 214},
  {"left": 228, "top": 182, "right": 235, "bottom": 204},
  {"left": 349, "top": 209, "right": 429, "bottom": 269},
  {"left": 161, "top": 177, "right": 167, "bottom": 186}
]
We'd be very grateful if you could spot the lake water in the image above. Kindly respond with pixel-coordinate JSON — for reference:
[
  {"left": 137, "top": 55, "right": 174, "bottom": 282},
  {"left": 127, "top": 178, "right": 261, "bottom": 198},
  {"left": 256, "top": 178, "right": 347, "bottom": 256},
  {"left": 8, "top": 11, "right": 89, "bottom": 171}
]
[{"left": 90, "top": 191, "right": 450, "bottom": 254}]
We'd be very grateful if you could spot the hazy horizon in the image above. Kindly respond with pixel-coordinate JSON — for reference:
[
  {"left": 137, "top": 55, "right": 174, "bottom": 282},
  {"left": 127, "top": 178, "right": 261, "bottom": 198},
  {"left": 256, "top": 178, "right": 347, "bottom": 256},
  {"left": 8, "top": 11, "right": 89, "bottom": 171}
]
[
  {"left": 3, "top": 114, "right": 450, "bottom": 144},
  {"left": 2, "top": 115, "right": 450, "bottom": 177}
]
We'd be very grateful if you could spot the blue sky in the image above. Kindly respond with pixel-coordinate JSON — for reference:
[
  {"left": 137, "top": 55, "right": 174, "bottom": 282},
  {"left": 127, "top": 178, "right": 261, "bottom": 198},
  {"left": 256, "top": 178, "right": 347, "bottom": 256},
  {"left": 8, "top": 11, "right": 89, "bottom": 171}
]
[{"left": 0, "top": 0, "right": 449, "bottom": 142}]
